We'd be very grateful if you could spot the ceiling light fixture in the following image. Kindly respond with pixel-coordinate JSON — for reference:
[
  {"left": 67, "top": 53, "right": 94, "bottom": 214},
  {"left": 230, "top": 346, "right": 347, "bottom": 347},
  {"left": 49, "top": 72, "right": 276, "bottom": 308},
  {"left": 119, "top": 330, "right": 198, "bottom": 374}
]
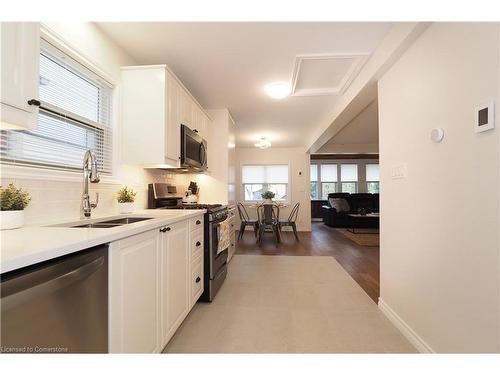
[
  {"left": 254, "top": 137, "right": 272, "bottom": 149},
  {"left": 264, "top": 82, "right": 291, "bottom": 99}
]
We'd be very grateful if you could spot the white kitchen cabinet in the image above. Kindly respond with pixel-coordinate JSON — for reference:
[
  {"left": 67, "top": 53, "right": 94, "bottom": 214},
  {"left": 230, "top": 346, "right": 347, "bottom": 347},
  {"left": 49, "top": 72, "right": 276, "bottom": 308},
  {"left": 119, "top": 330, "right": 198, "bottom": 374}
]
[
  {"left": 109, "top": 229, "right": 161, "bottom": 353},
  {"left": 165, "top": 73, "right": 181, "bottom": 166},
  {"left": 180, "top": 88, "right": 193, "bottom": 129},
  {"left": 121, "top": 64, "right": 211, "bottom": 167},
  {"left": 0, "top": 22, "right": 40, "bottom": 130},
  {"left": 160, "top": 220, "right": 190, "bottom": 345}
]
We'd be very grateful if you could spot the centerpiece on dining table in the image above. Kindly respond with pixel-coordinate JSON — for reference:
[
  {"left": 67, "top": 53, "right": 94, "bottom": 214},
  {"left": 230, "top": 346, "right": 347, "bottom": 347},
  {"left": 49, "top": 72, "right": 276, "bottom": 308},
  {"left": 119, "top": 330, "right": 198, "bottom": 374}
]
[{"left": 261, "top": 190, "right": 275, "bottom": 204}]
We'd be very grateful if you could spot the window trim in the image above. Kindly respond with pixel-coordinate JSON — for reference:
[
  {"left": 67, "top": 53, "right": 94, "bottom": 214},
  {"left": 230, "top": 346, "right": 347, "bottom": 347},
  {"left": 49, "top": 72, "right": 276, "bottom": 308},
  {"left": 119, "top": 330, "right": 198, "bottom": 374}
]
[
  {"left": 240, "top": 163, "right": 290, "bottom": 203},
  {"left": 1, "top": 24, "right": 119, "bottom": 182}
]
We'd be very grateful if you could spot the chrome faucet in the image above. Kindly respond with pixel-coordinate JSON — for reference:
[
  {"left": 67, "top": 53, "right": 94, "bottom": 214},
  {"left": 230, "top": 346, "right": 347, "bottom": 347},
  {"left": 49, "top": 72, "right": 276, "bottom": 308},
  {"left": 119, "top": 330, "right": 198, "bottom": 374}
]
[{"left": 81, "top": 149, "right": 100, "bottom": 218}]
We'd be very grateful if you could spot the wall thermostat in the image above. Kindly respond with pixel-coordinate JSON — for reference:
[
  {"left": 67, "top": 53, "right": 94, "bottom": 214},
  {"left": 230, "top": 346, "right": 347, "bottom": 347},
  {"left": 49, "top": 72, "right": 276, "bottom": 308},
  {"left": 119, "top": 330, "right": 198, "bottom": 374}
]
[
  {"left": 430, "top": 127, "right": 444, "bottom": 143},
  {"left": 475, "top": 100, "right": 495, "bottom": 133}
]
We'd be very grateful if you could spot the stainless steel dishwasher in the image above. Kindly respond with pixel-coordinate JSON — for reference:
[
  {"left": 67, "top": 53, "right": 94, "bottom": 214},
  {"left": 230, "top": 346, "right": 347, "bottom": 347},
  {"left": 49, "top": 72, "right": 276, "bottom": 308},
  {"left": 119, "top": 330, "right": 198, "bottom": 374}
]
[{"left": 1, "top": 245, "right": 108, "bottom": 353}]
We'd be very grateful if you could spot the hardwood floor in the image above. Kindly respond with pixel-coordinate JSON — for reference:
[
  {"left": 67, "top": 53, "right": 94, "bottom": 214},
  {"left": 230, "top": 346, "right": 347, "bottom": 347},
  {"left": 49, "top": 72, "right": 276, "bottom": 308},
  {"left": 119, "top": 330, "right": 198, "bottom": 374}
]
[{"left": 235, "top": 221, "right": 380, "bottom": 302}]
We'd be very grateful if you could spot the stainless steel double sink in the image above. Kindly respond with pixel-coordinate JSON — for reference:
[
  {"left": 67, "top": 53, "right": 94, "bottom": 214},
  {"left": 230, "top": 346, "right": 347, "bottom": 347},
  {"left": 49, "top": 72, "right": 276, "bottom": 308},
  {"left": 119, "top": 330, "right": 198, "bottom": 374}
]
[{"left": 56, "top": 216, "right": 154, "bottom": 228}]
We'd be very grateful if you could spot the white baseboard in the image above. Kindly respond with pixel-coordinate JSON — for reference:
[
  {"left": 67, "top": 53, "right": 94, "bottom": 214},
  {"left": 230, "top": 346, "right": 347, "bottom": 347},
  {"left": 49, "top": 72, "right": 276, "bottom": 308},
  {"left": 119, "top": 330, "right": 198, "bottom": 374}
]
[{"left": 378, "top": 298, "right": 435, "bottom": 353}]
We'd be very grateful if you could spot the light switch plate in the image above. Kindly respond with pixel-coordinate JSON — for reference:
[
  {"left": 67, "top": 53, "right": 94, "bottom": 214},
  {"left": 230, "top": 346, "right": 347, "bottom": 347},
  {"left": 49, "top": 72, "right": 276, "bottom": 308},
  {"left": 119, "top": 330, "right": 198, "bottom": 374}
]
[{"left": 391, "top": 163, "right": 407, "bottom": 179}]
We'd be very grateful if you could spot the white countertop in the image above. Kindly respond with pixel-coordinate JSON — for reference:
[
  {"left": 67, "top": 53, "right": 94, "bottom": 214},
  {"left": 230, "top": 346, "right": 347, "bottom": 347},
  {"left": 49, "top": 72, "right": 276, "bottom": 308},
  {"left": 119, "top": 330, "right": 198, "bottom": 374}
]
[{"left": 0, "top": 209, "right": 206, "bottom": 274}]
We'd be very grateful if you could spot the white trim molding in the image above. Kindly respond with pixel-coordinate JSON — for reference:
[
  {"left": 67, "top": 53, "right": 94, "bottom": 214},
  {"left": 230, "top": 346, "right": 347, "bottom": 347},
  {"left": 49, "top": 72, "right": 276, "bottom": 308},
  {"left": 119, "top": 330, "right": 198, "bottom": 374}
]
[
  {"left": 378, "top": 298, "right": 435, "bottom": 353},
  {"left": 291, "top": 53, "right": 370, "bottom": 97}
]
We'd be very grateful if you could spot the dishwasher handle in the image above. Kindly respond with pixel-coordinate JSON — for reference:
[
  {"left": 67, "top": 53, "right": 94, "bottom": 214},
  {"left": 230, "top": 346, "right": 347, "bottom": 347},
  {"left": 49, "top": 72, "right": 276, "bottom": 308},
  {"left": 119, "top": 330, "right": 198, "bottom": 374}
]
[{"left": 1, "top": 254, "right": 104, "bottom": 311}]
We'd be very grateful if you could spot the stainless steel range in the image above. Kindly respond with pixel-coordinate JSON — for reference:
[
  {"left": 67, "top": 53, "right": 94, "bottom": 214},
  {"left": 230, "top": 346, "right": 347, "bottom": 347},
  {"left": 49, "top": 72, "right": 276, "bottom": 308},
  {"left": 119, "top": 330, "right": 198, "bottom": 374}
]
[{"left": 148, "top": 183, "right": 229, "bottom": 302}]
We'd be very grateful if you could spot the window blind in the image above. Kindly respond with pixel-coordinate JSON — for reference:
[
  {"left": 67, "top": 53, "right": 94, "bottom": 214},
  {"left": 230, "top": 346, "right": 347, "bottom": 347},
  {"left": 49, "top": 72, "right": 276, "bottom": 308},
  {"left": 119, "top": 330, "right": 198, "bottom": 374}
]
[
  {"left": 320, "top": 164, "right": 337, "bottom": 182},
  {"left": 0, "top": 39, "right": 113, "bottom": 173},
  {"left": 366, "top": 164, "right": 380, "bottom": 181},
  {"left": 310, "top": 165, "right": 317, "bottom": 182},
  {"left": 340, "top": 164, "right": 358, "bottom": 181},
  {"left": 242, "top": 165, "right": 289, "bottom": 183}
]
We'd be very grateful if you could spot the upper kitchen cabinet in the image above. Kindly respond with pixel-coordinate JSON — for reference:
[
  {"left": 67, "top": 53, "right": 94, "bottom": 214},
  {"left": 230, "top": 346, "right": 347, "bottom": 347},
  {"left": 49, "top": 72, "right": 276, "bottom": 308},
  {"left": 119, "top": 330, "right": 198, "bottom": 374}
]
[
  {"left": 121, "top": 64, "right": 211, "bottom": 167},
  {"left": 0, "top": 22, "right": 40, "bottom": 130}
]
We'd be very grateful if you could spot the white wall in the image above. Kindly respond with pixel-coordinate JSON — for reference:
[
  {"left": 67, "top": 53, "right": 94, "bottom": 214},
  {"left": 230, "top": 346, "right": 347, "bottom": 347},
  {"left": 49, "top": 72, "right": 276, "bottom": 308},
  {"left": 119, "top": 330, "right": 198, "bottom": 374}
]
[
  {"left": 235, "top": 147, "right": 311, "bottom": 231},
  {"left": 378, "top": 23, "right": 500, "bottom": 352},
  {"left": 0, "top": 22, "right": 170, "bottom": 224}
]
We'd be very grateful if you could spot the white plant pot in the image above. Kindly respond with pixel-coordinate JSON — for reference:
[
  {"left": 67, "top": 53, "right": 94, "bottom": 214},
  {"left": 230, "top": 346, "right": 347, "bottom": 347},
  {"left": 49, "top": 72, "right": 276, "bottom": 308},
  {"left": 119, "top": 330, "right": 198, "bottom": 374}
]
[
  {"left": 264, "top": 198, "right": 273, "bottom": 204},
  {"left": 118, "top": 202, "right": 135, "bottom": 214},
  {"left": 0, "top": 210, "right": 25, "bottom": 230}
]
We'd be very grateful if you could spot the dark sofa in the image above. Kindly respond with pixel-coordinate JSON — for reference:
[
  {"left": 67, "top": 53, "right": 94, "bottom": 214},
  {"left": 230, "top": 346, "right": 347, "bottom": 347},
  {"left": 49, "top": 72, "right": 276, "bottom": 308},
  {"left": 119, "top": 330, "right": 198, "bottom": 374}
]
[{"left": 321, "top": 193, "right": 379, "bottom": 228}]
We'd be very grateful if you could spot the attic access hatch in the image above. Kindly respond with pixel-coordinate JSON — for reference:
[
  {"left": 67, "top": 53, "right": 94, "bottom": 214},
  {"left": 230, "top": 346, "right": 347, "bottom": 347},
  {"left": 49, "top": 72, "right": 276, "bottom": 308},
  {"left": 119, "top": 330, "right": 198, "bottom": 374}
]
[{"left": 291, "top": 53, "right": 369, "bottom": 97}]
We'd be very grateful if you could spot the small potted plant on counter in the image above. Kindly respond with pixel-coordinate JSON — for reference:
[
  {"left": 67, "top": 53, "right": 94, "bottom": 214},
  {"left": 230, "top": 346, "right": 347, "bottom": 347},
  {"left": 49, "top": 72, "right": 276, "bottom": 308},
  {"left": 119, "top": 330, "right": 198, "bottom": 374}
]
[
  {"left": 261, "top": 190, "right": 275, "bottom": 204},
  {"left": 117, "top": 186, "right": 137, "bottom": 214},
  {"left": 0, "top": 183, "right": 31, "bottom": 230}
]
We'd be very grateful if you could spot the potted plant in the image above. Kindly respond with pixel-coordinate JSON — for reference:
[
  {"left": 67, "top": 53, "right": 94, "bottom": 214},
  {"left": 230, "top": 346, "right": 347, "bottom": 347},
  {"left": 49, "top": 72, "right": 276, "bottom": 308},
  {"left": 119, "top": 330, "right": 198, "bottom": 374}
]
[
  {"left": 117, "top": 186, "right": 137, "bottom": 214},
  {"left": 0, "top": 183, "right": 31, "bottom": 230},
  {"left": 261, "top": 190, "right": 275, "bottom": 204}
]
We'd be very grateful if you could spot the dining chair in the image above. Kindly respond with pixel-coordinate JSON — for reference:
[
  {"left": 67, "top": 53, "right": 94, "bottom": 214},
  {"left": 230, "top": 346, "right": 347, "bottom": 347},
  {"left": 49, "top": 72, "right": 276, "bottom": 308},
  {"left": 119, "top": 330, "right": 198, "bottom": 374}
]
[
  {"left": 279, "top": 202, "right": 300, "bottom": 242},
  {"left": 236, "top": 202, "right": 259, "bottom": 241},
  {"left": 257, "top": 203, "right": 281, "bottom": 247}
]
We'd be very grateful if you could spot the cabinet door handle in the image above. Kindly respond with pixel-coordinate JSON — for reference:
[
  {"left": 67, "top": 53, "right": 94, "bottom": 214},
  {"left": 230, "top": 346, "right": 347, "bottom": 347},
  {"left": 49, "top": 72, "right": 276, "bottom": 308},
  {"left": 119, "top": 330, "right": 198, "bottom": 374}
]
[
  {"left": 196, "top": 220, "right": 201, "bottom": 225},
  {"left": 193, "top": 129, "right": 198, "bottom": 133},
  {"left": 160, "top": 227, "right": 171, "bottom": 233},
  {"left": 196, "top": 241, "right": 201, "bottom": 247},
  {"left": 195, "top": 276, "right": 201, "bottom": 283},
  {"left": 27, "top": 99, "right": 41, "bottom": 107}
]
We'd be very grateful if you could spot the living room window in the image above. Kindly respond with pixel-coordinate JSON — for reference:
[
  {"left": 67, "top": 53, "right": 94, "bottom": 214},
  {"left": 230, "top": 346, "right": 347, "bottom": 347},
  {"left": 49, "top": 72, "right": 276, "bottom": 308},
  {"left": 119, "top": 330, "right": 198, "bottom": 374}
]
[
  {"left": 366, "top": 164, "right": 380, "bottom": 193},
  {"left": 0, "top": 39, "right": 113, "bottom": 174},
  {"left": 340, "top": 164, "right": 358, "bottom": 193},
  {"left": 310, "top": 164, "right": 318, "bottom": 199},
  {"left": 310, "top": 163, "right": 338, "bottom": 199},
  {"left": 242, "top": 164, "right": 289, "bottom": 202},
  {"left": 320, "top": 164, "right": 337, "bottom": 199}
]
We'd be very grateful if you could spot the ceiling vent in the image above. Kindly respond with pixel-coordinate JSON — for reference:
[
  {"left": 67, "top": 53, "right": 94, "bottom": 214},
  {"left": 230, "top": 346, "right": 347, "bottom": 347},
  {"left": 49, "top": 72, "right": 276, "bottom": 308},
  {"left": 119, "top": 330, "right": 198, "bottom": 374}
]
[{"left": 291, "top": 53, "right": 369, "bottom": 97}]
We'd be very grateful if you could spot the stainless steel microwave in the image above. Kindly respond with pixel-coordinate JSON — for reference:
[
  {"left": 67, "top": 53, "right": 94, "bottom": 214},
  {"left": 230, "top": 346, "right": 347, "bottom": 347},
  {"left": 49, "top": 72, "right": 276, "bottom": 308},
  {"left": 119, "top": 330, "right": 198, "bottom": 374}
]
[{"left": 180, "top": 124, "right": 207, "bottom": 171}]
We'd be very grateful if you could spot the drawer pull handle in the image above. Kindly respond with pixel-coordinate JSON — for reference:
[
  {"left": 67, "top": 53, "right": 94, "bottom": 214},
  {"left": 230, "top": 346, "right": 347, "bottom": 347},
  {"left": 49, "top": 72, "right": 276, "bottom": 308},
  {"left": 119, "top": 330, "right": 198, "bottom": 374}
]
[
  {"left": 196, "top": 220, "right": 201, "bottom": 225},
  {"left": 195, "top": 276, "right": 201, "bottom": 283},
  {"left": 27, "top": 99, "right": 41, "bottom": 106},
  {"left": 196, "top": 241, "right": 201, "bottom": 247},
  {"left": 160, "top": 227, "right": 171, "bottom": 233}
]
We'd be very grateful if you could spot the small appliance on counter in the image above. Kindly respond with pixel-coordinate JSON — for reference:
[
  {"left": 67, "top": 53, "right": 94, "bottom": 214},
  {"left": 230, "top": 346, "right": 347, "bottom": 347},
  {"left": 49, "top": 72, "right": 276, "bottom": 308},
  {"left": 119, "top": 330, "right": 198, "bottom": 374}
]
[
  {"left": 148, "top": 183, "right": 182, "bottom": 208},
  {"left": 148, "top": 182, "right": 229, "bottom": 302}
]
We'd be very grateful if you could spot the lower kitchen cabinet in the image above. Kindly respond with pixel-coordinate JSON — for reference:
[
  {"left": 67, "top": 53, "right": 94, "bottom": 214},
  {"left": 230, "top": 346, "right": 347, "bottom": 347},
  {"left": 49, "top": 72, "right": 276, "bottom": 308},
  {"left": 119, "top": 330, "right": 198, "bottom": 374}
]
[
  {"left": 109, "top": 216, "right": 204, "bottom": 353},
  {"left": 109, "top": 229, "right": 161, "bottom": 353},
  {"left": 160, "top": 220, "right": 190, "bottom": 346}
]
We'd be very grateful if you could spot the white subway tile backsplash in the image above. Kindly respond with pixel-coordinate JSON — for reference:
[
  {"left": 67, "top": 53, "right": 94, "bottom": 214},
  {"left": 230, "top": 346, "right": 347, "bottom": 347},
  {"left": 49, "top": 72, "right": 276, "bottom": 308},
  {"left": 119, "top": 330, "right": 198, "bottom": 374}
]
[{"left": 1, "top": 167, "right": 175, "bottom": 225}]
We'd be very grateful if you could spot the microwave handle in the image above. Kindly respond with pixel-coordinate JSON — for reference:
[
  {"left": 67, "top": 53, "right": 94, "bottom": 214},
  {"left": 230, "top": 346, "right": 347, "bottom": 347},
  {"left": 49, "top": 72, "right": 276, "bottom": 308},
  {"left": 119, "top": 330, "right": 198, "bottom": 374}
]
[{"left": 199, "top": 142, "right": 207, "bottom": 166}]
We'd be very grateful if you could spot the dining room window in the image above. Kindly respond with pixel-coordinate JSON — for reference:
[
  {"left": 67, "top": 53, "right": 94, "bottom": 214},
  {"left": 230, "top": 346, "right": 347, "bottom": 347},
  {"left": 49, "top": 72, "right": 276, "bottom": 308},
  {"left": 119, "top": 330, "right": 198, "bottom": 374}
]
[{"left": 242, "top": 164, "right": 289, "bottom": 201}]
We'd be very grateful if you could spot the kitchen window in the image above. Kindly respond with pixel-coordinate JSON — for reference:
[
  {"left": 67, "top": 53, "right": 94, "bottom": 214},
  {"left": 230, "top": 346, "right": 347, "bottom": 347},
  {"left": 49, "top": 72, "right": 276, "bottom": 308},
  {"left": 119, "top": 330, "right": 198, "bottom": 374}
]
[
  {"left": 242, "top": 164, "right": 289, "bottom": 202},
  {"left": 0, "top": 39, "right": 113, "bottom": 173},
  {"left": 366, "top": 164, "right": 380, "bottom": 193}
]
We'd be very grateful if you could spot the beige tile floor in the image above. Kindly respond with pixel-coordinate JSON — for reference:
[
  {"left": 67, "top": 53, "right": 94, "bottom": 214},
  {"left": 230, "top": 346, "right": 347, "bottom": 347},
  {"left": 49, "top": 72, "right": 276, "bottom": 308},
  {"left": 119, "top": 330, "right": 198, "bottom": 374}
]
[{"left": 164, "top": 255, "right": 417, "bottom": 353}]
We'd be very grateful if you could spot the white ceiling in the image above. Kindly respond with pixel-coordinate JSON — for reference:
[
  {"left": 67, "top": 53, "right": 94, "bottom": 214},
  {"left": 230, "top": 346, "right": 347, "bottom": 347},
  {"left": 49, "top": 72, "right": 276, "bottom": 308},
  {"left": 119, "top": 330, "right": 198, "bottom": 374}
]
[
  {"left": 97, "top": 22, "right": 391, "bottom": 147},
  {"left": 329, "top": 99, "right": 378, "bottom": 144},
  {"left": 317, "top": 99, "right": 379, "bottom": 153}
]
